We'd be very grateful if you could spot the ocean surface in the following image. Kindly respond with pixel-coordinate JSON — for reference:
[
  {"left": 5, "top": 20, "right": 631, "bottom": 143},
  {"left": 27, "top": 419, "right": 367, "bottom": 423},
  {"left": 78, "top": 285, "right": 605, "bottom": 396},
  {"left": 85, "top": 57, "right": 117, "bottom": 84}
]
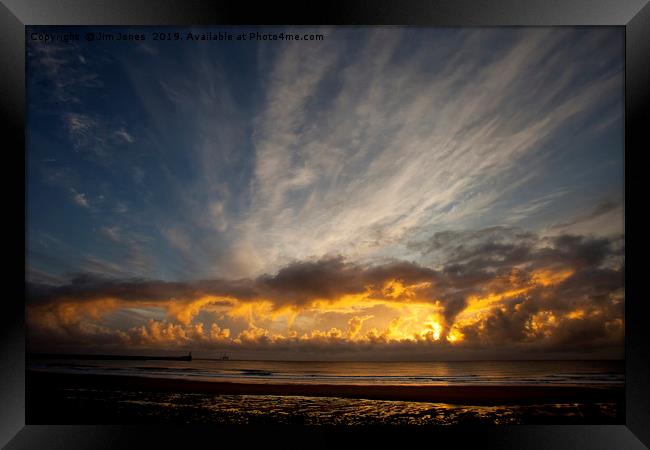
[
  {"left": 28, "top": 358, "right": 624, "bottom": 387},
  {"left": 27, "top": 359, "right": 624, "bottom": 424}
]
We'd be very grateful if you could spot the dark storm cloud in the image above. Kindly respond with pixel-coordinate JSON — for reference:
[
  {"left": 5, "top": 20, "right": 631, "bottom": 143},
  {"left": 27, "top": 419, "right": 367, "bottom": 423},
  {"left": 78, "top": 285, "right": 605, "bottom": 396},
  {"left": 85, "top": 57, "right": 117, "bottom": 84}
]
[
  {"left": 410, "top": 227, "right": 621, "bottom": 273},
  {"left": 27, "top": 257, "right": 439, "bottom": 308},
  {"left": 28, "top": 230, "right": 623, "bottom": 322},
  {"left": 403, "top": 228, "right": 619, "bottom": 320},
  {"left": 457, "top": 289, "right": 623, "bottom": 354},
  {"left": 257, "top": 257, "right": 438, "bottom": 306},
  {"left": 27, "top": 273, "right": 257, "bottom": 305},
  {"left": 551, "top": 200, "right": 620, "bottom": 230}
]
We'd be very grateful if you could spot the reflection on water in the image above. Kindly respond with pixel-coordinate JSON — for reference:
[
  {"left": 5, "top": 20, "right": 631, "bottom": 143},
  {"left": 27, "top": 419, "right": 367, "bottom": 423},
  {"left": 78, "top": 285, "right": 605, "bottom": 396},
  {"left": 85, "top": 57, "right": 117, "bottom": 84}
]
[
  {"left": 29, "top": 359, "right": 625, "bottom": 386},
  {"left": 52, "top": 389, "right": 621, "bottom": 425}
]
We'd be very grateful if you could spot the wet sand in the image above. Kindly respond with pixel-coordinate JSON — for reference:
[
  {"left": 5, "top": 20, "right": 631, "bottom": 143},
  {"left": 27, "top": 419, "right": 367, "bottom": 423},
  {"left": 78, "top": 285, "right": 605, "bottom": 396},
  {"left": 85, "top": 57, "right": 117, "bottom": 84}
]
[{"left": 27, "top": 370, "right": 624, "bottom": 406}]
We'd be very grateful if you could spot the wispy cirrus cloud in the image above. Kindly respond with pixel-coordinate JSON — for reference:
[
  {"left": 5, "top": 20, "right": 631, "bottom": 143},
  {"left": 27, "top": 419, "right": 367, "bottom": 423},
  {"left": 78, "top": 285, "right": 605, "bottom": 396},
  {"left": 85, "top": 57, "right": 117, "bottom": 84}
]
[
  {"left": 113, "top": 128, "right": 134, "bottom": 143},
  {"left": 70, "top": 187, "right": 90, "bottom": 208},
  {"left": 214, "top": 28, "right": 624, "bottom": 278}
]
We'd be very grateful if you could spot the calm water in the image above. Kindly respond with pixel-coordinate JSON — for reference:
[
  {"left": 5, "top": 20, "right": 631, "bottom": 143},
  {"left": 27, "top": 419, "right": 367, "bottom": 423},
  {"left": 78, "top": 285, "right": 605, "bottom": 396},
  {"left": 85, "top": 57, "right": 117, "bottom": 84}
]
[
  {"left": 27, "top": 359, "right": 624, "bottom": 424},
  {"left": 29, "top": 359, "right": 624, "bottom": 386}
]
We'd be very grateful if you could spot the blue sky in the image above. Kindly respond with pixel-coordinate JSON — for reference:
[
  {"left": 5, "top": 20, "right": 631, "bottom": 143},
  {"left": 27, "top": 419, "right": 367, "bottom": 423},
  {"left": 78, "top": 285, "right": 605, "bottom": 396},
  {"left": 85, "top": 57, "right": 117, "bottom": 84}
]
[
  {"left": 27, "top": 27, "right": 623, "bottom": 284},
  {"left": 25, "top": 27, "right": 625, "bottom": 358}
]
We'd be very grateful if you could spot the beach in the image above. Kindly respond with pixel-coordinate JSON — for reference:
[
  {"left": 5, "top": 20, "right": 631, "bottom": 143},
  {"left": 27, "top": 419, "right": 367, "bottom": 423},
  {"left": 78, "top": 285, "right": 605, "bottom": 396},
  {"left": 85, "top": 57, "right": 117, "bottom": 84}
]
[
  {"left": 27, "top": 370, "right": 624, "bottom": 405},
  {"left": 26, "top": 370, "right": 624, "bottom": 425}
]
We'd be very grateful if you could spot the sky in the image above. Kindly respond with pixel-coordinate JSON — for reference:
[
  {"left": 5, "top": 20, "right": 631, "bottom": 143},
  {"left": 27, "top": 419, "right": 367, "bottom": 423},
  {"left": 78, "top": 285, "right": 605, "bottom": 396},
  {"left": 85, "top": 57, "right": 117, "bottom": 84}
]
[{"left": 26, "top": 26, "right": 624, "bottom": 360}]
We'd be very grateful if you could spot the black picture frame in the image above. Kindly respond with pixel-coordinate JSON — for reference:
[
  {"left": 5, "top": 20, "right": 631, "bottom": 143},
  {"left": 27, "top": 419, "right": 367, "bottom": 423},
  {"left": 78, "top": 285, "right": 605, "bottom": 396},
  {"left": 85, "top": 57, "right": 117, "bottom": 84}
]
[{"left": 2, "top": 0, "right": 649, "bottom": 448}]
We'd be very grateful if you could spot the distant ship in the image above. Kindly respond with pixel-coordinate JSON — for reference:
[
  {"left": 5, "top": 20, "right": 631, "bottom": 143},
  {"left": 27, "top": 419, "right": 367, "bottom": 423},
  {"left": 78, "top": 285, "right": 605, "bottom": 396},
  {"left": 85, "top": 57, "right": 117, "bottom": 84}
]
[{"left": 221, "top": 352, "right": 230, "bottom": 360}]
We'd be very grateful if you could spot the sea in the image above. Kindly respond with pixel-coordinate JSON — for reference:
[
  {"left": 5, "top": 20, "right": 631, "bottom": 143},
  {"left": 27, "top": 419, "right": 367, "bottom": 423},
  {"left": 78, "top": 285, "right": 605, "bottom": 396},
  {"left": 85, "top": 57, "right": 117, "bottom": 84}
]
[
  {"left": 27, "top": 359, "right": 624, "bottom": 425},
  {"left": 28, "top": 358, "right": 624, "bottom": 386}
]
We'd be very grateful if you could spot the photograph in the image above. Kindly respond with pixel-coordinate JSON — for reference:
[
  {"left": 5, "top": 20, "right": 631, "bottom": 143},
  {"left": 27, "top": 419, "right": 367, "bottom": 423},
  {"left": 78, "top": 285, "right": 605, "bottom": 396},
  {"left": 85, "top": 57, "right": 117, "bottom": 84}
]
[{"left": 25, "top": 25, "right": 625, "bottom": 427}]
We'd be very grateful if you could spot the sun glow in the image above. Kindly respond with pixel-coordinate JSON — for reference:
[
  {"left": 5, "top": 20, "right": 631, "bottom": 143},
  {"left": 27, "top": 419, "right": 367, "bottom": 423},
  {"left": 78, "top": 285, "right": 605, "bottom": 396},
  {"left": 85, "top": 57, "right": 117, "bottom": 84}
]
[
  {"left": 530, "top": 268, "right": 574, "bottom": 287},
  {"left": 446, "top": 328, "right": 464, "bottom": 343},
  {"left": 24, "top": 263, "right": 613, "bottom": 351}
]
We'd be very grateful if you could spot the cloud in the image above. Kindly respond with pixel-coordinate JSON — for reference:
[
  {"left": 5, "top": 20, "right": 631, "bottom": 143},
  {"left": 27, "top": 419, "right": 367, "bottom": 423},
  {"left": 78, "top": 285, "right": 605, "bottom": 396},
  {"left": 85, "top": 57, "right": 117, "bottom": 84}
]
[
  {"left": 208, "top": 201, "right": 228, "bottom": 232},
  {"left": 113, "top": 129, "right": 134, "bottom": 143},
  {"left": 347, "top": 315, "right": 373, "bottom": 339},
  {"left": 62, "top": 112, "right": 136, "bottom": 158},
  {"left": 161, "top": 226, "right": 193, "bottom": 256},
  {"left": 70, "top": 188, "right": 90, "bottom": 208},
  {"left": 25, "top": 28, "right": 624, "bottom": 359},
  {"left": 27, "top": 41, "right": 102, "bottom": 104},
  {"left": 26, "top": 229, "right": 624, "bottom": 357},
  {"left": 101, "top": 226, "right": 121, "bottom": 243},
  {"left": 65, "top": 113, "right": 98, "bottom": 150},
  {"left": 215, "top": 27, "right": 624, "bottom": 279},
  {"left": 28, "top": 28, "right": 622, "bottom": 285},
  {"left": 549, "top": 199, "right": 623, "bottom": 234}
]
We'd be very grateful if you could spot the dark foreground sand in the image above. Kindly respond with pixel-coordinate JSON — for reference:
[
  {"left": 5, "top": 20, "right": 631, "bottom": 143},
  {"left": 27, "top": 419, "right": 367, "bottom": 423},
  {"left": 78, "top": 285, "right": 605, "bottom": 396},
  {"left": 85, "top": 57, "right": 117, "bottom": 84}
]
[
  {"left": 27, "top": 370, "right": 623, "bottom": 406},
  {"left": 26, "top": 371, "right": 624, "bottom": 424}
]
